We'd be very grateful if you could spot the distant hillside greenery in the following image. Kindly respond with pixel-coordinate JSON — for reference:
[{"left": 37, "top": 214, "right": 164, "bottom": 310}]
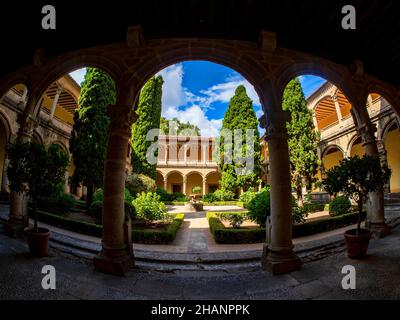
[{"left": 160, "top": 116, "right": 200, "bottom": 136}]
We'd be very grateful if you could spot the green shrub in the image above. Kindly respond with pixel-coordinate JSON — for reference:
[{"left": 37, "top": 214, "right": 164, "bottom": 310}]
[
  {"left": 239, "top": 190, "right": 257, "bottom": 208},
  {"left": 92, "top": 188, "right": 104, "bottom": 203},
  {"left": 38, "top": 192, "right": 75, "bottom": 216},
  {"left": 132, "top": 192, "right": 167, "bottom": 223},
  {"left": 207, "top": 212, "right": 265, "bottom": 244},
  {"left": 216, "top": 212, "right": 247, "bottom": 228},
  {"left": 246, "top": 187, "right": 270, "bottom": 226},
  {"left": 192, "top": 186, "right": 202, "bottom": 194},
  {"left": 90, "top": 188, "right": 135, "bottom": 221},
  {"left": 202, "top": 192, "right": 217, "bottom": 203},
  {"left": 213, "top": 189, "right": 235, "bottom": 201},
  {"left": 156, "top": 187, "right": 173, "bottom": 202},
  {"left": 125, "top": 173, "right": 156, "bottom": 198},
  {"left": 89, "top": 201, "right": 103, "bottom": 221},
  {"left": 303, "top": 193, "right": 325, "bottom": 213},
  {"left": 329, "top": 196, "right": 352, "bottom": 217},
  {"left": 132, "top": 213, "right": 184, "bottom": 244}
]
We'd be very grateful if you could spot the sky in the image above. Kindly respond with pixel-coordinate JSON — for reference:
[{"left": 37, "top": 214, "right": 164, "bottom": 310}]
[{"left": 70, "top": 62, "right": 325, "bottom": 137}]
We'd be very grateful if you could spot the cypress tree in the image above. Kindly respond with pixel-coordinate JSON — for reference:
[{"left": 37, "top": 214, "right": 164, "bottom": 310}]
[
  {"left": 282, "top": 78, "right": 320, "bottom": 205},
  {"left": 219, "top": 85, "right": 261, "bottom": 192},
  {"left": 131, "top": 76, "right": 164, "bottom": 179},
  {"left": 69, "top": 68, "right": 116, "bottom": 209}
]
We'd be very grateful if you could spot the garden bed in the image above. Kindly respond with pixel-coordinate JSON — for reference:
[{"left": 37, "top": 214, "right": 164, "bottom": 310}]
[
  {"left": 207, "top": 212, "right": 265, "bottom": 244},
  {"left": 207, "top": 211, "right": 366, "bottom": 244},
  {"left": 165, "top": 201, "right": 244, "bottom": 207},
  {"left": 28, "top": 209, "right": 184, "bottom": 244}
]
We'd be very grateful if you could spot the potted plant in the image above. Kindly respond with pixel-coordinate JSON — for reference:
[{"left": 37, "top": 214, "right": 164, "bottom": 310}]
[
  {"left": 7, "top": 141, "right": 68, "bottom": 257},
  {"left": 323, "top": 155, "right": 391, "bottom": 259}
]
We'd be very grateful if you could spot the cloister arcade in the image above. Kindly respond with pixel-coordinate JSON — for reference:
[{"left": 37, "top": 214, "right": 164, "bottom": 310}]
[
  {"left": 309, "top": 81, "right": 400, "bottom": 193},
  {"left": 1, "top": 25, "right": 399, "bottom": 276}
]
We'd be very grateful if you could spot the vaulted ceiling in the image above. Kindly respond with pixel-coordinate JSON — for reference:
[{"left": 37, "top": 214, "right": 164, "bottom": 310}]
[{"left": 1, "top": 0, "right": 400, "bottom": 86}]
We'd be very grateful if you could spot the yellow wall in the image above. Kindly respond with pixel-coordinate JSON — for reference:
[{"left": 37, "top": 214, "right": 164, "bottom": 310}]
[
  {"left": 350, "top": 143, "right": 365, "bottom": 157},
  {"left": 186, "top": 173, "right": 202, "bottom": 195},
  {"left": 167, "top": 172, "right": 183, "bottom": 193},
  {"left": 385, "top": 129, "right": 400, "bottom": 192},
  {"left": 323, "top": 150, "right": 344, "bottom": 171},
  {"left": 42, "top": 96, "right": 73, "bottom": 124}
]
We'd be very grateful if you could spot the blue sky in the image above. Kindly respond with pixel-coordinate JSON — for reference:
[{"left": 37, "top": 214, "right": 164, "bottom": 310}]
[{"left": 70, "top": 62, "right": 325, "bottom": 137}]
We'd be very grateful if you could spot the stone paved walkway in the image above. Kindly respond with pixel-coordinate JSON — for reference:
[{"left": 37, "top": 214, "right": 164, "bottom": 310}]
[{"left": 1, "top": 221, "right": 400, "bottom": 299}]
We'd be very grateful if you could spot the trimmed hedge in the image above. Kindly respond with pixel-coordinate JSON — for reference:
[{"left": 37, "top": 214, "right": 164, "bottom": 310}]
[
  {"left": 132, "top": 213, "right": 185, "bottom": 244},
  {"left": 292, "top": 211, "right": 366, "bottom": 238},
  {"left": 29, "top": 209, "right": 103, "bottom": 237},
  {"left": 29, "top": 209, "right": 184, "bottom": 244},
  {"left": 165, "top": 201, "right": 244, "bottom": 207},
  {"left": 208, "top": 211, "right": 367, "bottom": 244},
  {"left": 207, "top": 212, "right": 266, "bottom": 244}
]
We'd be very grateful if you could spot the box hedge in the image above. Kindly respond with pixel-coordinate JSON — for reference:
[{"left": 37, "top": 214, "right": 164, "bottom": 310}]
[
  {"left": 29, "top": 209, "right": 184, "bottom": 244},
  {"left": 207, "top": 212, "right": 266, "bottom": 244}
]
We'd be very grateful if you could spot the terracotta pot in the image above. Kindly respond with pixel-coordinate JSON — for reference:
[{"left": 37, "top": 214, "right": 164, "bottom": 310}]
[
  {"left": 344, "top": 228, "right": 371, "bottom": 259},
  {"left": 24, "top": 227, "right": 50, "bottom": 257}
]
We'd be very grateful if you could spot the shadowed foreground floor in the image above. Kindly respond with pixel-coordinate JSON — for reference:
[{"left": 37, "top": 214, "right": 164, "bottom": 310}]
[{"left": 0, "top": 222, "right": 400, "bottom": 300}]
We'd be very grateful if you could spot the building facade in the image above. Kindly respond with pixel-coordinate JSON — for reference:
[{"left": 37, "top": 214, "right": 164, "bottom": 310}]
[{"left": 309, "top": 82, "right": 400, "bottom": 193}]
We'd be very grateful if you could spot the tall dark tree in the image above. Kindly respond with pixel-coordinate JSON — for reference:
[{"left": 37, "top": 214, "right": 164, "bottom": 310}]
[
  {"left": 131, "top": 76, "right": 164, "bottom": 178},
  {"left": 219, "top": 85, "right": 261, "bottom": 192},
  {"left": 69, "top": 68, "right": 116, "bottom": 209},
  {"left": 282, "top": 78, "right": 320, "bottom": 205}
]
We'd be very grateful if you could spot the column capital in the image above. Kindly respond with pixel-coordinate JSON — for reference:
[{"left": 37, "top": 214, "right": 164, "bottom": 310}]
[
  {"left": 260, "top": 110, "right": 290, "bottom": 141},
  {"left": 331, "top": 94, "right": 338, "bottom": 102},
  {"left": 357, "top": 123, "right": 377, "bottom": 146},
  {"left": 16, "top": 114, "right": 38, "bottom": 140},
  {"left": 107, "top": 105, "right": 137, "bottom": 136}
]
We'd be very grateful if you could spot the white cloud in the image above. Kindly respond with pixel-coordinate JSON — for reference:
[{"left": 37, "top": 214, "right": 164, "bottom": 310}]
[
  {"left": 69, "top": 68, "right": 86, "bottom": 86},
  {"left": 156, "top": 63, "right": 262, "bottom": 137},
  {"left": 157, "top": 64, "right": 187, "bottom": 109},
  {"left": 199, "top": 74, "right": 261, "bottom": 107}
]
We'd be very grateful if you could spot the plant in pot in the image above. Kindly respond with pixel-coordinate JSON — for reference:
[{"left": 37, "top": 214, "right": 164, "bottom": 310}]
[
  {"left": 7, "top": 141, "right": 69, "bottom": 257},
  {"left": 322, "top": 155, "right": 391, "bottom": 259}
]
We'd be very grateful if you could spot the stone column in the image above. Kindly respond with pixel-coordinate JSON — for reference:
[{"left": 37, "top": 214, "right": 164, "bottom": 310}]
[
  {"left": 202, "top": 142, "right": 207, "bottom": 164},
  {"left": 182, "top": 175, "right": 187, "bottom": 195},
  {"left": 357, "top": 123, "right": 390, "bottom": 238},
  {"left": 1, "top": 158, "right": 9, "bottom": 193},
  {"left": 4, "top": 114, "right": 38, "bottom": 237},
  {"left": 332, "top": 94, "right": 343, "bottom": 123},
  {"left": 94, "top": 105, "right": 136, "bottom": 276},
  {"left": 260, "top": 110, "right": 301, "bottom": 274},
  {"left": 202, "top": 176, "right": 207, "bottom": 195},
  {"left": 164, "top": 144, "right": 168, "bottom": 163},
  {"left": 163, "top": 177, "right": 168, "bottom": 192},
  {"left": 49, "top": 85, "right": 63, "bottom": 121}
]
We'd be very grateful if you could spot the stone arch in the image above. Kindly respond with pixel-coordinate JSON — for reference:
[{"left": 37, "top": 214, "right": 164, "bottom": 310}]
[
  {"left": 321, "top": 144, "right": 345, "bottom": 172},
  {"left": 165, "top": 170, "right": 184, "bottom": 194},
  {"left": 31, "top": 130, "right": 44, "bottom": 145},
  {"left": 366, "top": 82, "right": 400, "bottom": 117},
  {"left": 346, "top": 134, "right": 361, "bottom": 156},
  {"left": 321, "top": 144, "right": 345, "bottom": 159},
  {"left": 155, "top": 170, "right": 165, "bottom": 190},
  {"left": 0, "top": 109, "right": 12, "bottom": 142},
  {"left": 185, "top": 171, "right": 204, "bottom": 195},
  {"left": 0, "top": 73, "right": 30, "bottom": 103},
  {"left": 125, "top": 40, "right": 268, "bottom": 112},
  {"left": 381, "top": 117, "right": 400, "bottom": 141}
]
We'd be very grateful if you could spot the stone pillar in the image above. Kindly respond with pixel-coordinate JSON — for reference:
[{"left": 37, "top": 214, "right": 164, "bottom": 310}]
[
  {"left": 376, "top": 139, "right": 390, "bottom": 193},
  {"left": 202, "top": 142, "right": 207, "bottom": 164},
  {"left": 202, "top": 176, "right": 207, "bottom": 195},
  {"left": 49, "top": 85, "right": 63, "bottom": 120},
  {"left": 260, "top": 110, "right": 301, "bottom": 274},
  {"left": 163, "top": 177, "right": 168, "bottom": 192},
  {"left": 332, "top": 94, "right": 343, "bottom": 123},
  {"left": 1, "top": 158, "right": 9, "bottom": 193},
  {"left": 164, "top": 144, "right": 168, "bottom": 163},
  {"left": 357, "top": 123, "right": 390, "bottom": 238},
  {"left": 182, "top": 175, "right": 187, "bottom": 195},
  {"left": 4, "top": 114, "right": 37, "bottom": 237},
  {"left": 94, "top": 104, "right": 136, "bottom": 276}
]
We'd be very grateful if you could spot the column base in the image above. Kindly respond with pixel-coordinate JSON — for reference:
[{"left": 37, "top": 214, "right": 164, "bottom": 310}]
[
  {"left": 4, "top": 219, "right": 27, "bottom": 238},
  {"left": 94, "top": 250, "right": 134, "bottom": 276},
  {"left": 365, "top": 221, "right": 391, "bottom": 239},
  {"left": 261, "top": 244, "right": 302, "bottom": 275}
]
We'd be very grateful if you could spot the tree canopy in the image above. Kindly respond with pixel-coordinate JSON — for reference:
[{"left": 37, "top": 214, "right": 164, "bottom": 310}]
[
  {"left": 219, "top": 85, "right": 261, "bottom": 192},
  {"left": 282, "top": 78, "right": 320, "bottom": 204},
  {"left": 160, "top": 116, "right": 200, "bottom": 136},
  {"left": 69, "top": 68, "right": 116, "bottom": 206},
  {"left": 131, "top": 76, "right": 164, "bottom": 178}
]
